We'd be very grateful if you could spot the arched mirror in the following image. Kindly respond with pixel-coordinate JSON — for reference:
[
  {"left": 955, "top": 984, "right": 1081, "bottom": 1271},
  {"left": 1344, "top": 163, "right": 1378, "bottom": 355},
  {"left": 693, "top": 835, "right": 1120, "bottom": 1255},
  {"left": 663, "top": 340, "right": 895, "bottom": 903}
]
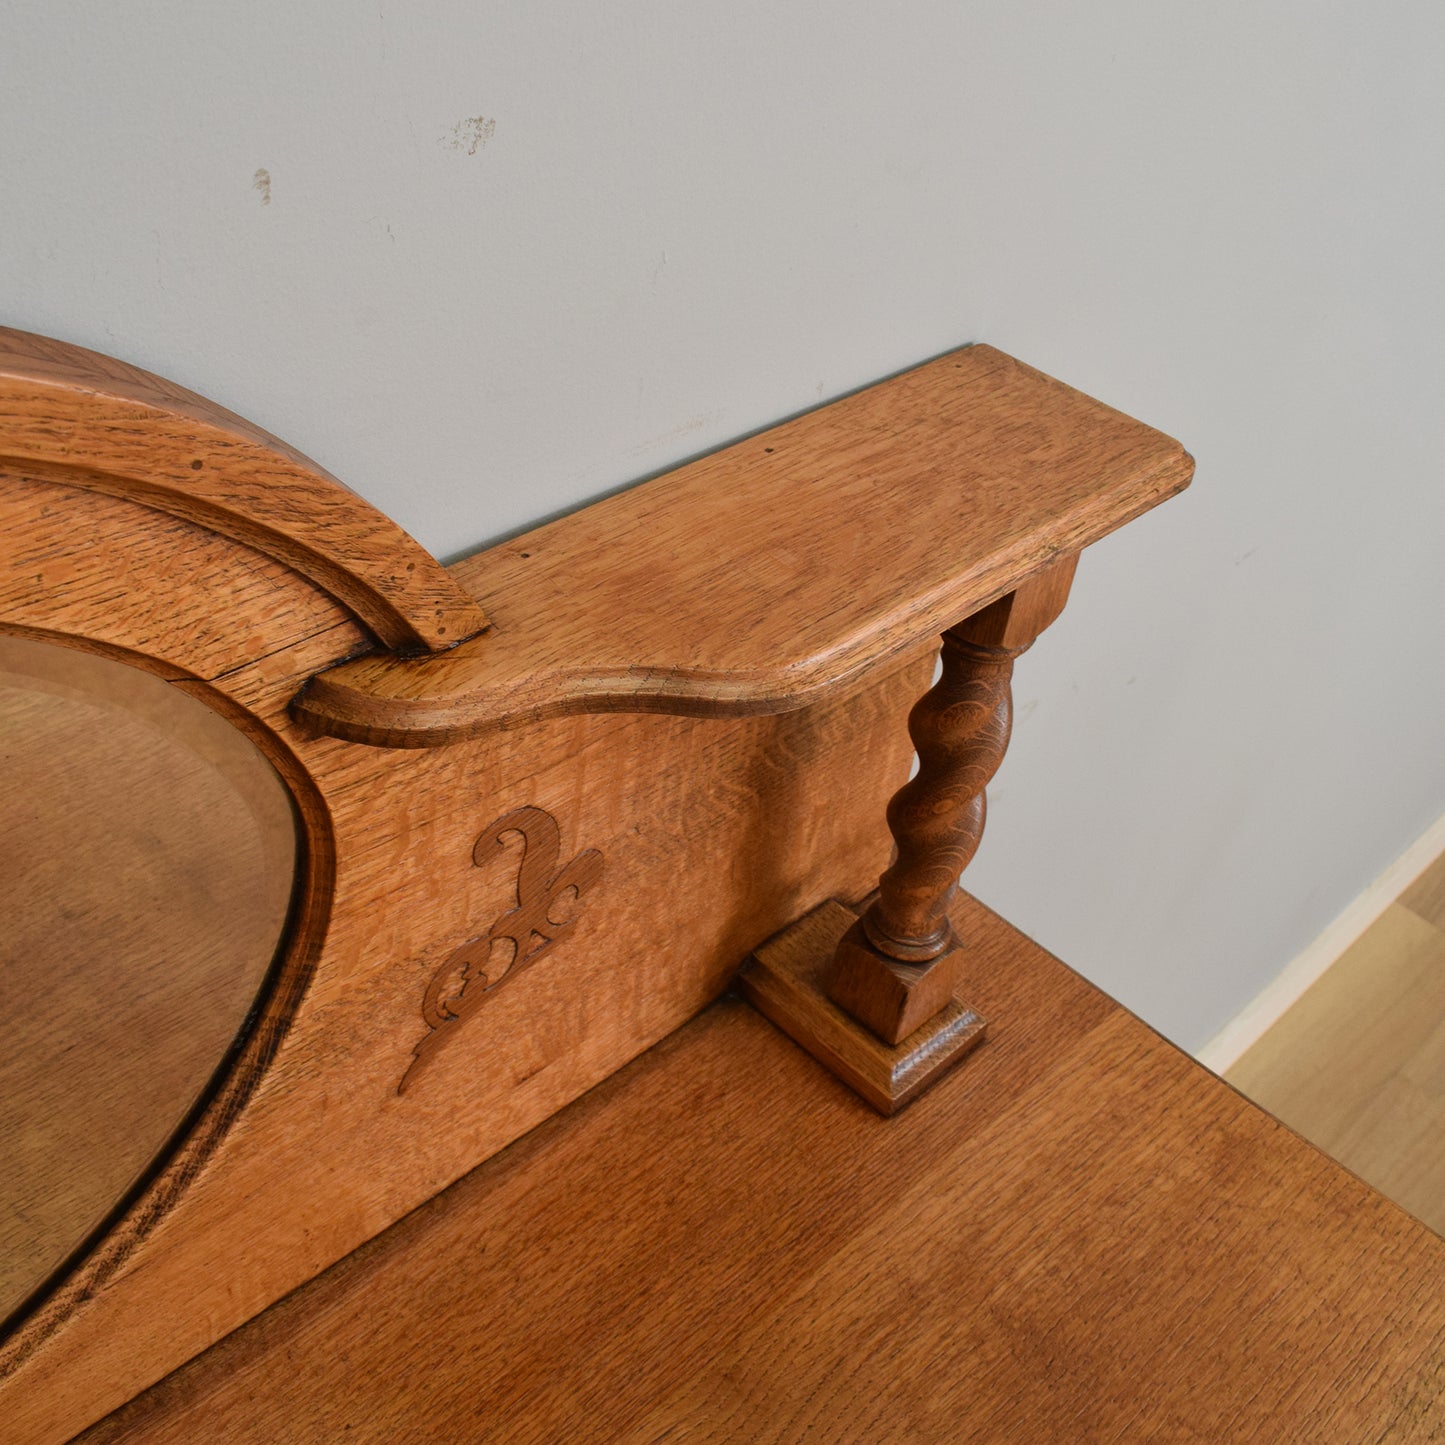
[{"left": 0, "top": 634, "right": 298, "bottom": 1323}]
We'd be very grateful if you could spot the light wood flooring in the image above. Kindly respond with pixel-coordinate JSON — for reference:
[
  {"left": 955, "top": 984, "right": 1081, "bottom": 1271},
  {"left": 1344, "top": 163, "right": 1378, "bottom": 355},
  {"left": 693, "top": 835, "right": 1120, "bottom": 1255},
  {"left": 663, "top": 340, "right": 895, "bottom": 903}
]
[{"left": 1228, "top": 848, "right": 1445, "bottom": 1236}]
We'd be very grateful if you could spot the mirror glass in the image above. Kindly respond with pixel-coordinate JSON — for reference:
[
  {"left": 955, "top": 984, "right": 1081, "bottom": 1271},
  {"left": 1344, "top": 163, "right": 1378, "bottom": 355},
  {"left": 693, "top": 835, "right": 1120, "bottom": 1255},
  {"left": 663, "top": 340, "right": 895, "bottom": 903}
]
[{"left": 0, "top": 635, "right": 297, "bottom": 1323}]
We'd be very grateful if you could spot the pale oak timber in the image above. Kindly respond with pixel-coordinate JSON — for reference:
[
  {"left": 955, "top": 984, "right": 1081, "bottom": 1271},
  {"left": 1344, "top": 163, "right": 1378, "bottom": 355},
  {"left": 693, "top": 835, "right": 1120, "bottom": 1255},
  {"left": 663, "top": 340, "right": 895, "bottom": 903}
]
[
  {"left": 828, "top": 555, "right": 1077, "bottom": 1054},
  {"left": 0, "top": 565, "right": 932, "bottom": 1445},
  {"left": 0, "top": 331, "right": 1195, "bottom": 1442},
  {"left": 0, "top": 327, "right": 487, "bottom": 652},
  {"left": 0, "top": 470, "right": 361, "bottom": 686},
  {"left": 294, "top": 346, "right": 1192, "bottom": 746},
  {"left": 85, "top": 893, "right": 1445, "bottom": 1445},
  {"left": 0, "top": 638, "right": 296, "bottom": 1322},
  {"left": 0, "top": 475, "right": 361, "bottom": 1431},
  {"left": 741, "top": 900, "right": 987, "bottom": 1114}
]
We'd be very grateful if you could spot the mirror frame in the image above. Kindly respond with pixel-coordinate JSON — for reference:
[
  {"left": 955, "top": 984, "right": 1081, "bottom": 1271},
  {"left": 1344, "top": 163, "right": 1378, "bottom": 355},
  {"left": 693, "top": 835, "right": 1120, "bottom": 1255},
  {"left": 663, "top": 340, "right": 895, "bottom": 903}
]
[{"left": 0, "top": 628, "right": 305, "bottom": 1328}]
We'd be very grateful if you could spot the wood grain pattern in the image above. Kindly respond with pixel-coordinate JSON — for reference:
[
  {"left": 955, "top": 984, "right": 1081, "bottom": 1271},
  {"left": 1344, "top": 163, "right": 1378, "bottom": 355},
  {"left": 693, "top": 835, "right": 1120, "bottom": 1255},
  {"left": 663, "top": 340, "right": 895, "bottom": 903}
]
[
  {"left": 294, "top": 346, "right": 1192, "bottom": 746},
  {"left": 858, "top": 623, "right": 1019, "bottom": 964},
  {"left": 0, "top": 470, "right": 361, "bottom": 685},
  {"left": 0, "top": 610, "right": 933, "bottom": 1444},
  {"left": 0, "top": 486, "right": 352, "bottom": 1434},
  {"left": 0, "top": 327, "right": 487, "bottom": 653},
  {"left": 0, "top": 636, "right": 296, "bottom": 1325},
  {"left": 827, "top": 915, "right": 968, "bottom": 1045},
  {"left": 0, "top": 331, "right": 1196, "bottom": 1441},
  {"left": 400, "top": 805, "right": 605, "bottom": 1095},
  {"left": 740, "top": 900, "right": 987, "bottom": 1114},
  {"left": 83, "top": 892, "right": 1445, "bottom": 1444},
  {"left": 830, "top": 557, "right": 1075, "bottom": 1047}
]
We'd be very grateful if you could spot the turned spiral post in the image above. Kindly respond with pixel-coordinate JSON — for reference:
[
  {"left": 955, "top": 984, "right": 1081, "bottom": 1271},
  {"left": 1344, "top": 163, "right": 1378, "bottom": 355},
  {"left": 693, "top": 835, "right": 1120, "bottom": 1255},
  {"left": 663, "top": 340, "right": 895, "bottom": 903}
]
[
  {"left": 861, "top": 628, "right": 1018, "bottom": 963},
  {"left": 828, "top": 553, "right": 1078, "bottom": 1045}
]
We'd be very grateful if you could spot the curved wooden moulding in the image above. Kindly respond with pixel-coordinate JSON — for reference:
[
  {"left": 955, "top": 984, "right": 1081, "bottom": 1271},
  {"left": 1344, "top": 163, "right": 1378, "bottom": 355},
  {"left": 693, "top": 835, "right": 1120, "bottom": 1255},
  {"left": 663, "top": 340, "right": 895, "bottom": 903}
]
[
  {"left": 0, "top": 326, "right": 487, "bottom": 655},
  {"left": 295, "top": 346, "right": 1192, "bottom": 747},
  {"left": 0, "top": 462, "right": 354, "bottom": 1417}
]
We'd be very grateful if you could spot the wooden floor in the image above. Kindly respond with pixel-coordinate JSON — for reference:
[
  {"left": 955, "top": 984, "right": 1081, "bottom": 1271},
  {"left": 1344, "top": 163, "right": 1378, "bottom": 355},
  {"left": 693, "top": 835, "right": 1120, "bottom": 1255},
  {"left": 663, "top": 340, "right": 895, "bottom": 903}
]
[
  {"left": 1229, "top": 848, "right": 1445, "bottom": 1237},
  {"left": 84, "top": 891, "right": 1445, "bottom": 1443}
]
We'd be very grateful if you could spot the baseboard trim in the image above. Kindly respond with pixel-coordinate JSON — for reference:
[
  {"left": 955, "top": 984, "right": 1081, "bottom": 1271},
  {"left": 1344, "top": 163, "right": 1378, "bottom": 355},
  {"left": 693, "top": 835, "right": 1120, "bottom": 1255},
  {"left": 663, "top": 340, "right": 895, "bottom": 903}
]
[{"left": 1196, "top": 810, "right": 1445, "bottom": 1075}]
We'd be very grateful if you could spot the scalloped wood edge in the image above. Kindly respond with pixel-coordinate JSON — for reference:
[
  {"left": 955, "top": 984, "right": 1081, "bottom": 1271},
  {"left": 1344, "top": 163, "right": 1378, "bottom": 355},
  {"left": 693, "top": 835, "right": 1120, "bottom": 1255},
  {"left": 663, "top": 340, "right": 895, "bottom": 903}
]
[
  {"left": 293, "top": 345, "right": 1192, "bottom": 747},
  {"left": 0, "top": 327, "right": 487, "bottom": 654}
]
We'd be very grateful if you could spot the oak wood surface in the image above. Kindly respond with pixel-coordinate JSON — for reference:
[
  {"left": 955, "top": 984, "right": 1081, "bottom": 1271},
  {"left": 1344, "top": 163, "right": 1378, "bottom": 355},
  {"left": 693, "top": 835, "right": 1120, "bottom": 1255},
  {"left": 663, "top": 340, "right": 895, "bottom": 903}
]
[
  {"left": 0, "top": 480, "right": 360, "bottom": 1399},
  {"left": 830, "top": 558, "right": 1078, "bottom": 1048},
  {"left": 0, "top": 470, "right": 362, "bottom": 686},
  {"left": 0, "top": 637, "right": 296, "bottom": 1326},
  {"left": 295, "top": 346, "right": 1192, "bottom": 746},
  {"left": 0, "top": 327, "right": 487, "bottom": 653},
  {"left": 85, "top": 892, "right": 1445, "bottom": 1444},
  {"left": 0, "top": 591, "right": 933, "bottom": 1443},
  {"left": 741, "top": 900, "right": 988, "bottom": 1114},
  {"left": 0, "top": 332, "right": 1196, "bottom": 1441}
]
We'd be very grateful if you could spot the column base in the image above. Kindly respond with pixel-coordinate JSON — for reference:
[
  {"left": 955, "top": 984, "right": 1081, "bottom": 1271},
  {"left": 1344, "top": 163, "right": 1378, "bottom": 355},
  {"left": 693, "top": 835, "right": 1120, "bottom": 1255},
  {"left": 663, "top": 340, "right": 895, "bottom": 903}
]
[
  {"left": 828, "top": 917, "right": 962, "bottom": 1043},
  {"left": 738, "top": 900, "right": 987, "bottom": 1116}
]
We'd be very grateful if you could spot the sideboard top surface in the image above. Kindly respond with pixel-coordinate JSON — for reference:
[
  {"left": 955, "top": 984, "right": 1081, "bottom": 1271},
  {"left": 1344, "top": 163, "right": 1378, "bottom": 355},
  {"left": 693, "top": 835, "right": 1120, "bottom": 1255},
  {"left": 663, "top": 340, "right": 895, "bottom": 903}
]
[{"left": 86, "top": 892, "right": 1445, "bottom": 1444}]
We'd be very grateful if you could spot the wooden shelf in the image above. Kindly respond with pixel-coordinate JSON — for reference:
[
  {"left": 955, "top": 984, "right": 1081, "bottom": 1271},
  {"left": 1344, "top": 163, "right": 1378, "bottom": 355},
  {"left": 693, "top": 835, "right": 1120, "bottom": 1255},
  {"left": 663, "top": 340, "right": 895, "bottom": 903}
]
[
  {"left": 295, "top": 346, "right": 1192, "bottom": 747},
  {"left": 85, "top": 891, "right": 1445, "bottom": 1442}
]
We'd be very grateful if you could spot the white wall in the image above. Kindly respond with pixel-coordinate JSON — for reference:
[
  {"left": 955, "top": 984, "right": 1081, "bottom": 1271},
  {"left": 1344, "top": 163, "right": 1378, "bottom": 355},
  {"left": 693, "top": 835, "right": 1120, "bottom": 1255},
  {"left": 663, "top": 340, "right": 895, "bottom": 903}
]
[{"left": 4, "top": 1, "right": 1443, "bottom": 1050}]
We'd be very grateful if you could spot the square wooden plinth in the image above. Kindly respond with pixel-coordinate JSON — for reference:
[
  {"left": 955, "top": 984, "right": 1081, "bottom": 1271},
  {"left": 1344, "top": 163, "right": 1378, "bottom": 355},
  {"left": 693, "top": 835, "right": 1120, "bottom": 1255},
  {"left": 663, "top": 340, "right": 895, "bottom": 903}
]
[{"left": 738, "top": 899, "right": 987, "bottom": 1115}]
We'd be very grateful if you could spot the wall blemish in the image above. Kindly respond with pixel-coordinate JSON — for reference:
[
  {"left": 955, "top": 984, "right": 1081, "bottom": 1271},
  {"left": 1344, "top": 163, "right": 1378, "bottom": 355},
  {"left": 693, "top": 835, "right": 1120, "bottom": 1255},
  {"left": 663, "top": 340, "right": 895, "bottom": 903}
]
[{"left": 444, "top": 117, "right": 496, "bottom": 156}]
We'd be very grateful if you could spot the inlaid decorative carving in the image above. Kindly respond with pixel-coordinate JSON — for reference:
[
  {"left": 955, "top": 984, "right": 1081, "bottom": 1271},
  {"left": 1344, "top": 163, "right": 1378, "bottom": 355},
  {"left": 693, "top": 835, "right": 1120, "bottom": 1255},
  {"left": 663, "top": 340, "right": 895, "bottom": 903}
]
[{"left": 399, "top": 807, "right": 603, "bottom": 1094}]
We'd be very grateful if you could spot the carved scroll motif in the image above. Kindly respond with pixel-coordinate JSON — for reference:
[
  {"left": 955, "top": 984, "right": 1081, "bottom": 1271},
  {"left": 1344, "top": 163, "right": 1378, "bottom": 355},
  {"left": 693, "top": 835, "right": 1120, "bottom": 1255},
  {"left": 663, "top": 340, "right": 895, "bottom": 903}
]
[{"left": 398, "top": 806, "right": 603, "bottom": 1094}]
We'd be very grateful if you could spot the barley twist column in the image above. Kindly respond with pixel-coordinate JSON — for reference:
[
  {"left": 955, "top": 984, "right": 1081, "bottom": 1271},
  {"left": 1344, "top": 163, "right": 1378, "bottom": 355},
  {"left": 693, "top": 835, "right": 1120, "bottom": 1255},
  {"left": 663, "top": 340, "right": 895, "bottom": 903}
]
[{"left": 828, "top": 553, "right": 1078, "bottom": 1045}]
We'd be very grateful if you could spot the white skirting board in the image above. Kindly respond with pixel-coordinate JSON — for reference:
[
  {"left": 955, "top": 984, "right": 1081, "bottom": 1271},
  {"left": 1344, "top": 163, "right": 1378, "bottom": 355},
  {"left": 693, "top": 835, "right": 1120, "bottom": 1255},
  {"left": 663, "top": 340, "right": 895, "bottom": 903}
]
[{"left": 1196, "top": 809, "right": 1445, "bottom": 1075}]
